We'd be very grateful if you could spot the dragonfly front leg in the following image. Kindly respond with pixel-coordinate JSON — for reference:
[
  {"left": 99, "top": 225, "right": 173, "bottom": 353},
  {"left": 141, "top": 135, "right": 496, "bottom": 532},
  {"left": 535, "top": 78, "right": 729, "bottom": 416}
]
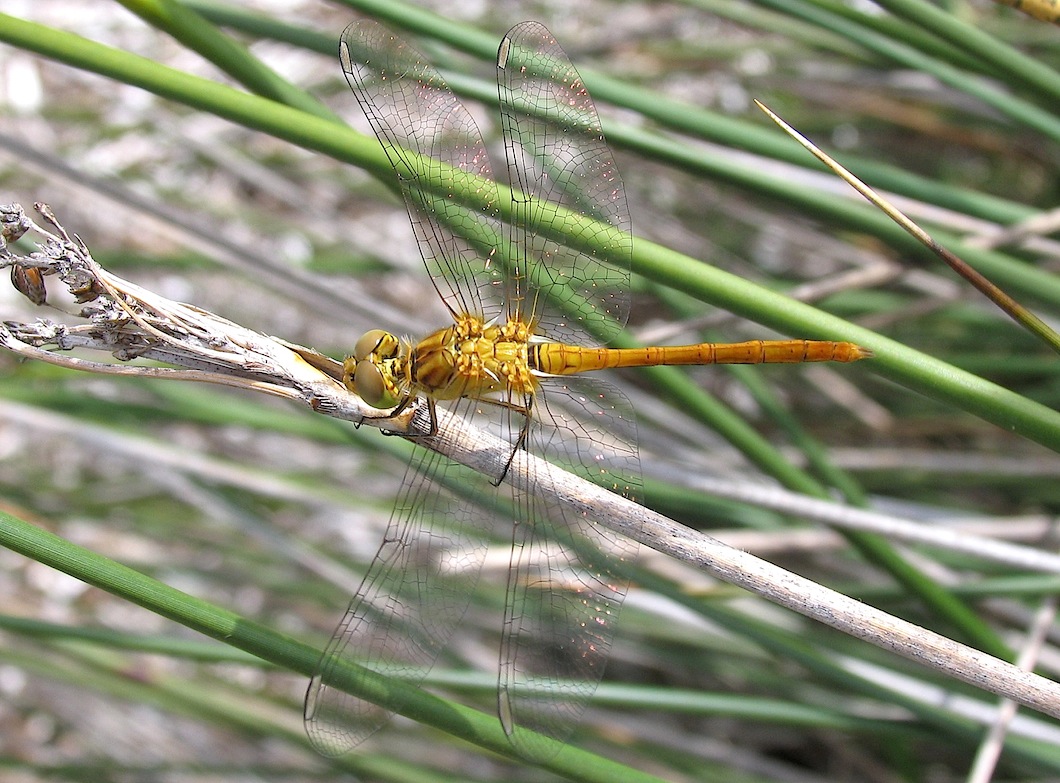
[{"left": 370, "top": 395, "right": 439, "bottom": 439}]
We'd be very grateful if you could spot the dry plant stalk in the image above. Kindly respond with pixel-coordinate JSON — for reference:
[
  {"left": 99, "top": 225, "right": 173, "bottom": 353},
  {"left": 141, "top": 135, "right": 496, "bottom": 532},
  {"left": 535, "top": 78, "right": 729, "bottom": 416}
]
[
  {"left": 0, "top": 202, "right": 380, "bottom": 427},
  {"left": 755, "top": 101, "right": 1060, "bottom": 355},
  {"left": 3, "top": 202, "right": 1060, "bottom": 723}
]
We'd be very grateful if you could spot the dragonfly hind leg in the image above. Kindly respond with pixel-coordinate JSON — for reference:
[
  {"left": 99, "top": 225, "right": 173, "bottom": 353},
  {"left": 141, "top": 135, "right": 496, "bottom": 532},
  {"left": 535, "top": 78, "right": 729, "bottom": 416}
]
[{"left": 485, "top": 392, "right": 534, "bottom": 486}]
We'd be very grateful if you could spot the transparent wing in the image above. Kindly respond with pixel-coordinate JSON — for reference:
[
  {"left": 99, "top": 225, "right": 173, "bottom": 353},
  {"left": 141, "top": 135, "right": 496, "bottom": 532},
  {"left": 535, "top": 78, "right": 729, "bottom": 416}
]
[
  {"left": 327, "top": 19, "right": 640, "bottom": 761},
  {"left": 304, "top": 399, "right": 493, "bottom": 756},
  {"left": 497, "top": 375, "right": 641, "bottom": 760},
  {"left": 491, "top": 22, "right": 639, "bottom": 757},
  {"left": 339, "top": 21, "right": 504, "bottom": 322},
  {"left": 496, "top": 21, "right": 632, "bottom": 346}
]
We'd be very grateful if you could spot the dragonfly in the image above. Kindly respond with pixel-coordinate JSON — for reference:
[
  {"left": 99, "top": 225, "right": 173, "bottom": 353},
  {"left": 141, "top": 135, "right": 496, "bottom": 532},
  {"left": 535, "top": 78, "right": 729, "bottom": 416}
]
[{"left": 305, "top": 19, "right": 870, "bottom": 760}]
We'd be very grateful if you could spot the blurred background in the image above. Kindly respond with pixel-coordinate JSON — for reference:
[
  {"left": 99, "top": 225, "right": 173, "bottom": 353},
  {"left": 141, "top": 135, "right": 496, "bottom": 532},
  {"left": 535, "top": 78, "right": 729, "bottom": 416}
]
[{"left": 1, "top": 0, "right": 1058, "bottom": 780}]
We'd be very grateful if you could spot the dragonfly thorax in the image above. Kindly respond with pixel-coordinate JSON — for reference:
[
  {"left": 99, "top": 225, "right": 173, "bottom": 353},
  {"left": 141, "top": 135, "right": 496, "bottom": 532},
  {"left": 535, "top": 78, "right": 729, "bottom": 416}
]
[
  {"left": 345, "top": 328, "right": 408, "bottom": 409},
  {"left": 408, "top": 316, "right": 543, "bottom": 403}
]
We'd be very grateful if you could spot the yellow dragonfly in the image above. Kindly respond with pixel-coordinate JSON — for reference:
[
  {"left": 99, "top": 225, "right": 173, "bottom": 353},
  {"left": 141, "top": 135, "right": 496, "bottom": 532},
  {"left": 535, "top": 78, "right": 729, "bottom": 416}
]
[{"left": 305, "top": 19, "right": 869, "bottom": 760}]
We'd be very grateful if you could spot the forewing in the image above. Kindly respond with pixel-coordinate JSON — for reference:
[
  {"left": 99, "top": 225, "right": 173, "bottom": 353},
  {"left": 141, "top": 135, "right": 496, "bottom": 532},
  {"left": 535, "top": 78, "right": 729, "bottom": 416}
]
[
  {"left": 497, "top": 375, "right": 640, "bottom": 760},
  {"left": 340, "top": 21, "right": 504, "bottom": 321},
  {"left": 304, "top": 402, "right": 493, "bottom": 755},
  {"left": 496, "top": 21, "right": 632, "bottom": 346}
]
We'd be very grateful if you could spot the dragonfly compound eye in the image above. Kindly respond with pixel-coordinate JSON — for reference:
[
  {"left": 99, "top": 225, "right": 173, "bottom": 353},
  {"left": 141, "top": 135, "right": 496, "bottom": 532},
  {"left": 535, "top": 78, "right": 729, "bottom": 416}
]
[
  {"left": 353, "top": 359, "right": 399, "bottom": 409},
  {"left": 354, "top": 329, "right": 400, "bottom": 361}
]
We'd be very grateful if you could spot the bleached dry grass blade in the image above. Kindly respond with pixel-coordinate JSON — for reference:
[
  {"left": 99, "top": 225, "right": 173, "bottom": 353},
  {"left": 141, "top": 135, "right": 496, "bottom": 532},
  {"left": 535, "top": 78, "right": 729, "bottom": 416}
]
[
  {"left": 967, "top": 595, "right": 1059, "bottom": 783},
  {"left": 754, "top": 100, "right": 1060, "bottom": 355},
  {"left": 686, "top": 475, "right": 1060, "bottom": 574}
]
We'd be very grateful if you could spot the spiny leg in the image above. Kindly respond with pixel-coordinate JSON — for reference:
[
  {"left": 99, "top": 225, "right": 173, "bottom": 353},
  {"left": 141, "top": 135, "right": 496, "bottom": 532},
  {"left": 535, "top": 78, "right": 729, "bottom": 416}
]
[
  {"left": 494, "top": 391, "right": 534, "bottom": 486},
  {"left": 359, "top": 394, "right": 438, "bottom": 437}
]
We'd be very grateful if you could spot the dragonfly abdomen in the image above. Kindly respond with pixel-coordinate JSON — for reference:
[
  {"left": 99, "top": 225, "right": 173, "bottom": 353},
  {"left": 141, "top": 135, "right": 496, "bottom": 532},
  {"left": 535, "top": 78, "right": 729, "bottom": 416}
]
[{"left": 534, "top": 339, "right": 870, "bottom": 375}]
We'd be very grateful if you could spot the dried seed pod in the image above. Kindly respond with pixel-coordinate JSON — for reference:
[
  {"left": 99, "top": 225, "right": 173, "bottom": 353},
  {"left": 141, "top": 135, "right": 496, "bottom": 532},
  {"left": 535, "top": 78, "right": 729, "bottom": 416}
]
[{"left": 11, "top": 264, "right": 47, "bottom": 305}]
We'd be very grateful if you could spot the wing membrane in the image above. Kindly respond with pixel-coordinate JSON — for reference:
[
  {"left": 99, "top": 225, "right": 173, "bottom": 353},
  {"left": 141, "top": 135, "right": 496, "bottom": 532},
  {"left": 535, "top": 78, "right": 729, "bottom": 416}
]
[
  {"left": 305, "top": 398, "right": 493, "bottom": 755},
  {"left": 319, "top": 19, "right": 641, "bottom": 761},
  {"left": 498, "top": 375, "right": 640, "bottom": 759},
  {"left": 497, "top": 21, "right": 632, "bottom": 345},
  {"left": 493, "top": 24, "right": 639, "bottom": 756},
  {"left": 340, "top": 21, "right": 503, "bottom": 322}
]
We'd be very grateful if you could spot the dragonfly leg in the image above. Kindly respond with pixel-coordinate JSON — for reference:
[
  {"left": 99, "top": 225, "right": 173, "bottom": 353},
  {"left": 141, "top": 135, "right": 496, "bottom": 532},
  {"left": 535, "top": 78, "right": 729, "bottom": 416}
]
[
  {"left": 492, "top": 393, "right": 533, "bottom": 486},
  {"left": 381, "top": 396, "right": 439, "bottom": 439},
  {"left": 361, "top": 394, "right": 437, "bottom": 437}
]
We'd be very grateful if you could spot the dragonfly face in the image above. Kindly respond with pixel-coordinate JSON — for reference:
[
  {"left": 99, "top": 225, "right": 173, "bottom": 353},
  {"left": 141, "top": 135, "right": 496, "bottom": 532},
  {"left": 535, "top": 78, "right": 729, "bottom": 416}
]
[{"left": 345, "top": 328, "right": 407, "bottom": 408}]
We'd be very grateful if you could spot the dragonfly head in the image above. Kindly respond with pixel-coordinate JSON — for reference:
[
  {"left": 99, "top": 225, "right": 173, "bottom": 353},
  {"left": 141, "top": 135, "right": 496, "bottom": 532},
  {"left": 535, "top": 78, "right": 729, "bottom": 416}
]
[{"left": 345, "top": 329, "right": 406, "bottom": 409}]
